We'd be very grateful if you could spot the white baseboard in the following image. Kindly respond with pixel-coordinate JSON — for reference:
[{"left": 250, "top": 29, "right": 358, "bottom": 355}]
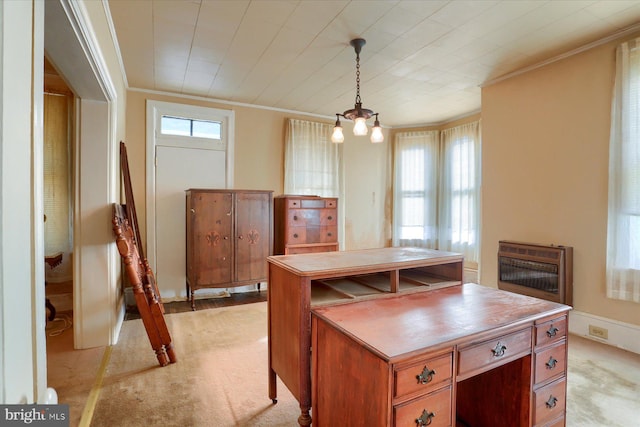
[
  {"left": 147, "top": 281, "right": 268, "bottom": 304},
  {"left": 569, "top": 310, "right": 640, "bottom": 355}
]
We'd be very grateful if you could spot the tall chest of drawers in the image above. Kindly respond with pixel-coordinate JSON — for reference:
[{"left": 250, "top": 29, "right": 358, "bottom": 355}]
[{"left": 273, "top": 195, "right": 338, "bottom": 255}]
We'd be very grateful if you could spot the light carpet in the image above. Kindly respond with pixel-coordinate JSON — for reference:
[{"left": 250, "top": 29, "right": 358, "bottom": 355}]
[
  {"left": 91, "top": 301, "right": 639, "bottom": 426},
  {"left": 91, "top": 302, "right": 299, "bottom": 426},
  {"left": 566, "top": 334, "right": 640, "bottom": 426}
]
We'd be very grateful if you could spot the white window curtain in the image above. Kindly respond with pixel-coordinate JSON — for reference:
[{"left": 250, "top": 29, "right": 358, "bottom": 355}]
[
  {"left": 392, "top": 131, "right": 440, "bottom": 248},
  {"left": 606, "top": 37, "right": 640, "bottom": 303},
  {"left": 439, "top": 122, "right": 481, "bottom": 266},
  {"left": 284, "top": 118, "right": 344, "bottom": 248},
  {"left": 284, "top": 118, "right": 341, "bottom": 197},
  {"left": 392, "top": 122, "right": 481, "bottom": 266},
  {"left": 44, "top": 93, "right": 73, "bottom": 282}
]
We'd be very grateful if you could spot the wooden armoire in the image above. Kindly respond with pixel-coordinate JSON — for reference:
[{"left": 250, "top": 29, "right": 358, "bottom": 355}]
[{"left": 185, "top": 189, "right": 273, "bottom": 310}]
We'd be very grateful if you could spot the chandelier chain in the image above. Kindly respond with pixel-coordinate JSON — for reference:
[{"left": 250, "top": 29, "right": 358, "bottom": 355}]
[{"left": 355, "top": 51, "right": 361, "bottom": 104}]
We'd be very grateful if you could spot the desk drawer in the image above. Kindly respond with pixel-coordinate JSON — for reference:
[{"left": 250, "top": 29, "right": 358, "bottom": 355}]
[
  {"left": 535, "top": 316, "right": 567, "bottom": 348},
  {"left": 533, "top": 377, "right": 566, "bottom": 426},
  {"left": 394, "top": 386, "right": 451, "bottom": 427},
  {"left": 394, "top": 353, "right": 453, "bottom": 400},
  {"left": 537, "top": 416, "right": 565, "bottom": 427},
  {"left": 287, "top": 209, "right": 337, "bottom": 227},
  {"left": 458, "top": 328, "right": 532, "bottom": 377},
  {"left": 534, "top": 340, "right": 566, "bottom": 386}
]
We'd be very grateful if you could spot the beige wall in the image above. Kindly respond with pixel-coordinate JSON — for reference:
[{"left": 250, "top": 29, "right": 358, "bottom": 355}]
[
  {"left": 125, "top": 90, "right": 390, "bottom": 252},
  {"left": 481, "top": 32, "right": 640, "bottom": 326}
]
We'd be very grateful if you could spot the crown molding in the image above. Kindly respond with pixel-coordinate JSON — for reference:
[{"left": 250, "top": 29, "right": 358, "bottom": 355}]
[{"left": 482, "top": 22, "right": 640, "bottom": 87}]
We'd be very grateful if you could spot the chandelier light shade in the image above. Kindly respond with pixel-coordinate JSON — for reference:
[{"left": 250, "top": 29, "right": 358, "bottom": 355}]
[
  {"left": 331, "top": 38, "right": 383, "bottom": 144},
  {"left": 331, "top": 114, "right": 345, "bottom": 143},
  {"left": 370, "top": 114, "right": 384, "bottom": 143}
]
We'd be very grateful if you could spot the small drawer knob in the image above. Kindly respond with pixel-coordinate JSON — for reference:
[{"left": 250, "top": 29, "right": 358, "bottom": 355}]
[
  {"left": 328, "top": 216, "right": 333, "bottom": 220},
  {"left": 416, "top": 366, "right": 436, "bottom": 384},
  {"left": 293, "top": 215, "right": 298, "bottom": 220},
  {"left": 547, "top": 325, "right": 559, "bottom": 337},
  {"left": 491, "top": 342, "right": 507, "bottom": 357},
  {"left": 416, "top": 409, "right": 435, "bottom": 426},
  {"left": 293, "top": 233, "right": 298, "bottom": 238}
]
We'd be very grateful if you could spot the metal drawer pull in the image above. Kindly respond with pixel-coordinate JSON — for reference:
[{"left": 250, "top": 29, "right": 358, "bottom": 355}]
[
  {"left": 416, "top": 409, "right": 435, "bottom": 426},
  {"left": 547, "top": 325, "right": 559, "bottom": 337},
  {"left": 293, "top": 233, "right": 298, "bottom": 238},
  {"left": 294, "top": 215, "right": 298, "bottom": 220},
  {"left": 416, "top": 366, "right": 436, "bottom": 384},
  {"left": 545, "top": 395, "right": 558, "bottom": 409},
  {"left": 328, "top": 216, "right": 333, "bottom": 220},
  {"left": 492, "top": 342, "right": 507, "bottom": 357},
  {"left": 545, "top": 356, "right": 558, "bottom": 369}
]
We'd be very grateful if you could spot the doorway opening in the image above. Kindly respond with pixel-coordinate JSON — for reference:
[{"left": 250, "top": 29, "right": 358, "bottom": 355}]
[{"left": 43, "top": 57, "right": 74, "bottom": 339}]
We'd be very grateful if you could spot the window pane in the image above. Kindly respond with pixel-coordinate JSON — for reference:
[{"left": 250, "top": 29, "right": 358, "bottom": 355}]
[
  {"left": 161, "top": 116, "right": 191, "bottom": 136},
  {"left": 400, "top": 197, "right": 424, "bottom": 239},
  {"left": 629, "top": 215, "right": 640, "bottom": 269},
  {"left": 161, "top": 116, "right": 222, "bottom": 140},
  {"left": 193, "top": 120, "right": 221, "bottom": 139},
  {"left": 400, "top": 149, "right": 425, "bottom": 192}
]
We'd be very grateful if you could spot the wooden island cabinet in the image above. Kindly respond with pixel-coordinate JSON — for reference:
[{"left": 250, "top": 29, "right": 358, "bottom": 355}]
[
  {"left": 311, "top": 283, "right": 571, "bottom": 427},
  {"left": 267, "top": 247, "right": 465, "bottom": 426}
]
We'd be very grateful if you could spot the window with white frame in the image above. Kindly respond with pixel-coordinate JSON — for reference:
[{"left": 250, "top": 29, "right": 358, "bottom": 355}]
[
  {"left": 393, "top": 122, "right": 481, "bottom": 266},
  {"left": 393, "top": 131, "right": 439, "bottom": 246},
  {"left": 606, "top": 37, "right": 640, "bottom": 303}
]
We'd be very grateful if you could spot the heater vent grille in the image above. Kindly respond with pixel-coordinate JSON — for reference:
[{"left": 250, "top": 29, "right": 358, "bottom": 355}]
[{"left": 498, "top": 240, "right": 573, "bottom": 305}]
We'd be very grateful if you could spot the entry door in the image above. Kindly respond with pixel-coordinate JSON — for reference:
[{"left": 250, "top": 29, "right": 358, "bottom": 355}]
[
  {"left": 146, "top": 101, "right": 234, "bottom": 300},
  {"left": 155, "top": 145, "right": 226, "bottom": 299}
]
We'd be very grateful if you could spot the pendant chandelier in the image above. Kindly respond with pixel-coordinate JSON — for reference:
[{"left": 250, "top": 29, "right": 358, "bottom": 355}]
[{"left": 331, "top": 38, "right": 383, "bottom": 144}]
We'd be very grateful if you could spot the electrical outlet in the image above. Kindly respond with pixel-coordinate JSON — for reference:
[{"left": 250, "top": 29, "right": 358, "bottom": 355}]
[{"left": 588, "top": 325, "right": 609, "bottom": 340}]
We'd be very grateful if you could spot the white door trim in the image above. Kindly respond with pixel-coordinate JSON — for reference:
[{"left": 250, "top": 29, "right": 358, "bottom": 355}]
[{"left": 145, "top": 100, "right": 235, "bottom": 277}]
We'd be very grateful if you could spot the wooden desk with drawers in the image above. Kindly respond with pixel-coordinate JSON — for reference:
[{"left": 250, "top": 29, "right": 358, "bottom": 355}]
[
  {"left": 311, "top": 283, "right": 571, "bottom": 427},
  {"left": 267, "top": 247, "right": 465, "bottom": 426}
]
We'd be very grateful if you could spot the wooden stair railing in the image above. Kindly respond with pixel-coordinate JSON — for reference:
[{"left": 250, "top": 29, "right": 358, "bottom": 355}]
[{"left": 112, "top": 141, "right": 176, "bottom": 366}]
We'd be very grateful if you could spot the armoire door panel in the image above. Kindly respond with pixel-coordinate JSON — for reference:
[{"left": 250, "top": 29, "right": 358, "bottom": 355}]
[
  {"left": 192, "top": 191, "right": 232, "bottom": 285},
  {"left": 235, "top": 192, "right": 271, "bottom": 282}
]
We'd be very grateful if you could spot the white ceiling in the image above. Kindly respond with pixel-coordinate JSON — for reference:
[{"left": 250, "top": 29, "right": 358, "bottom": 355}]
[{"left": 107, "top": 0, "right": 640, "bottom": 127}]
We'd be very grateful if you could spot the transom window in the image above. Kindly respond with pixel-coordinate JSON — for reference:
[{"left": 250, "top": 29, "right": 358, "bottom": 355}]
[{"left": 160, "top": 115, "right": 221, "bottom": 140}]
